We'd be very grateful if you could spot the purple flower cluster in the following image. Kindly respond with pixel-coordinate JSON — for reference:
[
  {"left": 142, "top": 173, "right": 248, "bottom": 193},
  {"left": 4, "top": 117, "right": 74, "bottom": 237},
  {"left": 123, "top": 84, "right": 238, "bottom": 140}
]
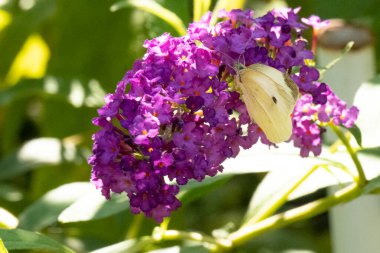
[
  {"left": 89, "top": 8, "right": 358, "bottom": 222},
  {"left": 89, "top": 33, "right": 261, "bottom": 222},
  {"left": 292, "top": 85, "right": 359, "bottom": 157}
]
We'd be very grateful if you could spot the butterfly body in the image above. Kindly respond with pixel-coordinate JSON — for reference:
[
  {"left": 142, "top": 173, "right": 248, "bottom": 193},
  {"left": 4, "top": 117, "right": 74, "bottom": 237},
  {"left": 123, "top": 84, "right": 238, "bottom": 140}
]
[{"left": 235, "top": 64, "right": 299, "bottom": 143}]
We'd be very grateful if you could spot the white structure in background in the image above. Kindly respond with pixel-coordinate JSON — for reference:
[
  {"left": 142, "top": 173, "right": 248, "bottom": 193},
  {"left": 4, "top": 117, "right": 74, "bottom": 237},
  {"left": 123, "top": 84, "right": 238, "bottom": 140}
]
[{"left": 317, "top": 20, "right": 379, "bottom": 253}]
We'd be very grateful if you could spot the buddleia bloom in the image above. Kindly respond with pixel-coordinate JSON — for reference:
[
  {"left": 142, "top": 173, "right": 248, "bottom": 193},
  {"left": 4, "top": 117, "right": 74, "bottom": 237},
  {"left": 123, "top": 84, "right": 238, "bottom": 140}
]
[{"left": 89, "top": 8, "right": 359, "bottom": 222}]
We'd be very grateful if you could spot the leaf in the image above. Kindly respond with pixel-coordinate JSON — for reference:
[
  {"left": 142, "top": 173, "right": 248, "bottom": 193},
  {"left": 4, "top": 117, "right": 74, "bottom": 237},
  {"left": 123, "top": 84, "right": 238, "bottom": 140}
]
[
  {"left": 0, "top": 184, "right": 23, "bottom": 202},
  {"left": 0, "top": 208, "right": 18, "bottom": 229},
  {"left": 90, "top": 238, "right": 153, "bottom": 253},
  {"left": 178, "top": 175, "right": 231, "bottom": 205},
  {"left": 147, "top": 245, "right": 209, "bottom": 253},
  {"left": 193, "top": 0, "right": 212, "bottom": 21},
  {"left": 0, "top": 78, "right": 105, "bottom": 108},
  {"left": 17, "top": 182, "right": 93, "bottom": 231},
  {"left": 363, "top": 175, "right": 380, "bottom": 194},
  {"left": 0, "top": 239, "right": 9, "bottom": 253},
  {"left": 242, "top": 165, "right": 318, "bottom": 225},
  {"left": 359, "top": 146, "right": 380, "bottom": 157},
  {"left": 0, "top": 138, "right": 82, "bottom": 180},
  {"left": 223, "top": 142, "right": 380, "bottom": 201},
  {"left": 353, "top": 76, "right": 380, "bottom": 148},
  {"left": 0, "top": 228, "right": 75, "bottom": 253},
  {"left": 0, "top": 0, "right": 56, "bottom": 82},
  {"left": 58, "top": 190, "right": 129, "bottom": 223},
  {"left": 222, "top": 143, "right": 316, "bottom": 174},
  {"left": 111, "top": 0, "right": 187, "bottom": 36},
  {"left": 345, "top": 124, "right": 362, "bottom": 147}
]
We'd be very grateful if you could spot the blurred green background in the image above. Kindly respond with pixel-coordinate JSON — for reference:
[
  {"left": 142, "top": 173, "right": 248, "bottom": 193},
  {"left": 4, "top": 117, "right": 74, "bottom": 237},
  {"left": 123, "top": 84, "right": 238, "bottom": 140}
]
[{"left": 0, "top": 0, "right": 379, "bottom": 252}]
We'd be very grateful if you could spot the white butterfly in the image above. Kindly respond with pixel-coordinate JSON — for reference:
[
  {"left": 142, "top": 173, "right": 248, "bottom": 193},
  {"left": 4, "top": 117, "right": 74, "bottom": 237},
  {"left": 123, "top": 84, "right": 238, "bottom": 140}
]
[{"left": 235, "top": 64, "right": 299, "bottom": 143}]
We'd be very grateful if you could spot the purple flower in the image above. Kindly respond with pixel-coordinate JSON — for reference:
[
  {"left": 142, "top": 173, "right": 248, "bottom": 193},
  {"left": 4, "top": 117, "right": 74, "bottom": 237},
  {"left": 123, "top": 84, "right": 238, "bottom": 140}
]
[
  {"left": 89, "top": 8, "right": 359, "bottom": 222},
  {"left": 291, "top": 87, "right": 359, "bottom": 157},
  {"left": 302, "top": 15, "right": 330, "bottom": 30}
]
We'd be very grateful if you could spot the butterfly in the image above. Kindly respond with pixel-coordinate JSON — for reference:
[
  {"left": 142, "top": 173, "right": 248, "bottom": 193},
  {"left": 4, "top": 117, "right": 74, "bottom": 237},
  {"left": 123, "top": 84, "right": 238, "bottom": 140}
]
[{"left": 235, "top": 64, "right": 299, "bottom": 143}]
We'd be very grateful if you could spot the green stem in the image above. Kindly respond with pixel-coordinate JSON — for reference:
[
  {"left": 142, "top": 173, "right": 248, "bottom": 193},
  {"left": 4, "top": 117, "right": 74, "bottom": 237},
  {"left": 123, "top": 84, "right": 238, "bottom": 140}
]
[
  {"left": 227, "top": 183, "right": 361, "bottom": 247},
  {"left": 153, "top": 228, "right": 231, "bottom": 252},
  {"left": 126, "top": 214, "right": 144, "bottom": 239},
  {"left": 330, "top": 125, "right": 366, "bottom": 187}
]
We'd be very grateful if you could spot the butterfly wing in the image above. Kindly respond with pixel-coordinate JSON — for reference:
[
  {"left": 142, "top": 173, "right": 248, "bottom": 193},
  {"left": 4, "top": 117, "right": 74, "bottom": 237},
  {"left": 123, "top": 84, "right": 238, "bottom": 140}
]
[{"left": 236, "top": 64, "right": 299, "bottom": 143}]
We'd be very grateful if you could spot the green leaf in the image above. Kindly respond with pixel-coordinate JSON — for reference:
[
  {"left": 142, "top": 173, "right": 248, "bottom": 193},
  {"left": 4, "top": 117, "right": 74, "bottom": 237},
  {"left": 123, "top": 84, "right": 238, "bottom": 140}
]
[
  {"left": 0, "top": 228, "right": 75, "bottom": 253},
  {"left": 0, "top": 0, "right": 56, "bottom": 82},
  {"left": 0, "top": 78, "right": 105, "bottom": 108},
  {"left": 111, "top": 0, "right": 187, "bottom": 36},
  {"left": 353, "top": 76, "right": 380, "bottom": 148},
  {"left": 359, "top": 146, "right": 380, "bottom": 157},
  {"left": 193, "top": 0, "right": 211, "bottom": 21},
  {"left": 223, "top": 142, "right": 380, "bottom": 201},
  {"left": 0, "top": 239, "right": 9, "bottom": 253},
  {"left": 242, "top": 165, "right": 318, "bottom": 225},
  {"left": 147, "top": 245, "right": 209, "bottom": 253},
  {"left": 0, "top": 208, "right": 18, "bottom": 229},
  {"left": 0, "top": 184, "right": 23, "bottom": 202},
  {"left": 18, "top": 182, "right": 93, "bottom": 230},
  {"left": 345, "top": 124, "right": 362, "bottom": 147},
  {"left": 90, "top": 238, "right": 153, "bottom": 253},
  {"left": 178, "top": 175, "right": 231, "bottom": 205},
  {"left": 363, "top": 175, "right": 380, "bottom": 194},
  {"left": 58, "top": 191, "right": 129, "bottom": 223},
  {"left": 0, "top": 138, "right": 83, "bottom": 180}
]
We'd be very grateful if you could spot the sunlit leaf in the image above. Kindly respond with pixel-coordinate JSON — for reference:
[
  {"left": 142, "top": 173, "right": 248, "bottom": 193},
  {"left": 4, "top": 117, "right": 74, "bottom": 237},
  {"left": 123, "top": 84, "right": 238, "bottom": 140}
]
[
  {"left": 193, "top": 0, "right": 211, "bottom": 21},
  {"left": 5, "top": 34, "right": 50, "bottom": 85},
  {"left": 0, "top": 138, "right": 83, "bottom": 180},
  {"left": 0, "top": 208, "right": 18, "bottom": 229},
  {"left": 0, "top": 228, "right": 75, "bottom": 253},
  {"left": 58, "top": 190, "right": 129, "bottom": 223},
  {"left": 90, "top": 238, "right": 153, "bottom": 253},
  {"left": 0, "top": 9, "right": 11, "bottom": 31},
  {"left": 223, "top": 143, "right": 380, "bottom": 202},
  {"left": 0, "top": 239, "right": 8, "bottom": 253},
  {"left": 147, "top": 245, "right": 209, "bottom": 253},
  {"left": 111, "top": 0, "right": 187, "bottom": 36},
  {"left": 243, "top": 165, "right": 318, "bottom": 225},
  {"left": 0, "top": 0, "right": 56, "bottom": 83},
  {"left": 17, "top": 182, "right": 93, "bottom": 230},
  {"left": 353, "top": 76, "right": 380, "bottom": 148}
]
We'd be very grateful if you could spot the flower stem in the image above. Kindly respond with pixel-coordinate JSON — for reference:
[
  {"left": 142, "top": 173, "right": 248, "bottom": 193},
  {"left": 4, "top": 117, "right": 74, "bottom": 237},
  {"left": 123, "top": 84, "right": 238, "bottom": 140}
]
[
  {"left": 126, "top": 214, "right": 144, "bottom": 239},
  {"left": 227, "top": 183, "right": 361, "bottom": 247},
  {"left": 330, "top": 125, "right": 367, "bottom": 187},
  {"left": 153, "top": 228, "right": 231, "bottom": 252}
]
